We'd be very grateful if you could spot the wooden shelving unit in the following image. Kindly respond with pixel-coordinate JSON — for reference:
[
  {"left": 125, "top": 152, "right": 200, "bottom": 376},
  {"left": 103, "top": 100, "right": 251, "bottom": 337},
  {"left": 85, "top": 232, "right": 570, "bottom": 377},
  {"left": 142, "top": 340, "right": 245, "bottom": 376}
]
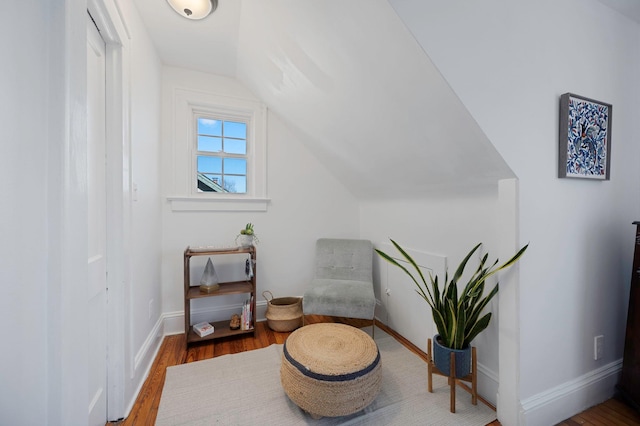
[{"left": 183, "top": 246, "right": 256, "bottom": 346}]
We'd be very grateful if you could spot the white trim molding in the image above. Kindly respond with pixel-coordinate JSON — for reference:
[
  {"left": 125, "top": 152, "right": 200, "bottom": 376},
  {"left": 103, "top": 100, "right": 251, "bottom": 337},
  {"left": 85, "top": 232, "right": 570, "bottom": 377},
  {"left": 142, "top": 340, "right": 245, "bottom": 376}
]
[
  {"left": 167, "top": 195, "right": 270, "bottom": 212},
  {"left": 167, "top": 87, "right": 268, "bottom": 212},
  {"left": 87, "top": 0, "right": 131, "bottom": 420},
  {"left": 520, "top": 360, "right": 622, "bottom": 426}
]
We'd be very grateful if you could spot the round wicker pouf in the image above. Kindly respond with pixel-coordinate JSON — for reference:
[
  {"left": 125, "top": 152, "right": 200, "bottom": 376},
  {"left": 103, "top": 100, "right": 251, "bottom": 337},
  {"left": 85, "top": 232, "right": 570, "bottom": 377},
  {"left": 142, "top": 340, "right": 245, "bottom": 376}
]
[{"left": 280, "top": 323, "right": 382, "bottom": 419}]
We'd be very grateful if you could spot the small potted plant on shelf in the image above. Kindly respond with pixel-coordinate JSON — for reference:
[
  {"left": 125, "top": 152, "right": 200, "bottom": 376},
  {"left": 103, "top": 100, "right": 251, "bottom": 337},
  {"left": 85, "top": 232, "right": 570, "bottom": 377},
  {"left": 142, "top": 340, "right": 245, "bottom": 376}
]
[
  {"left": 376, "top": 240, "right": 527, "bottom": 378},
  {"left": 236, "top": 223, "right": 259, "bottom": 248}
]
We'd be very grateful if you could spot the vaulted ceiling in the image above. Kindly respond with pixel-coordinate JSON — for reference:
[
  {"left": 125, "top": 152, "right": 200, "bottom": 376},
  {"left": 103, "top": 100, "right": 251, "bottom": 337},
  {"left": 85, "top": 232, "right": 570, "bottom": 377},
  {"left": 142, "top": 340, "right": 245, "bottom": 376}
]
[{"left": 132, "top": 0, "right": 640, "bottom": 197}]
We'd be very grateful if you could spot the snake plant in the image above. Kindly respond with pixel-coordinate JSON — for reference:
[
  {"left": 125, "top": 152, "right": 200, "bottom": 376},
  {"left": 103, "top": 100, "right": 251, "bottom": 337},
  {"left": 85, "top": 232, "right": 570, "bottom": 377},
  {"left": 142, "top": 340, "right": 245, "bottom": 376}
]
[{"left": 376, "top": 240, "right": 528, "bottom": 350}]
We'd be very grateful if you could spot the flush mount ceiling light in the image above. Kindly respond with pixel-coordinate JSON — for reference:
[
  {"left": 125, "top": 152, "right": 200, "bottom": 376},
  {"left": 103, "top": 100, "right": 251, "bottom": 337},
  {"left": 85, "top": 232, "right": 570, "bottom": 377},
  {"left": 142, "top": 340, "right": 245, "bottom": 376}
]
[{"left": 166, "top": 0, "right": 218, "bottom": 20}]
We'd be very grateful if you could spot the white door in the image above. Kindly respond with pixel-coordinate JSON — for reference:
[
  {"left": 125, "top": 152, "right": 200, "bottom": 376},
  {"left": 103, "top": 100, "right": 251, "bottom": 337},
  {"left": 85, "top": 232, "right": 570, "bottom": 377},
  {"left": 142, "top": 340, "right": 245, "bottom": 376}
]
[{"left": 87, "top": 15, "right": 108, "bottom": 426}]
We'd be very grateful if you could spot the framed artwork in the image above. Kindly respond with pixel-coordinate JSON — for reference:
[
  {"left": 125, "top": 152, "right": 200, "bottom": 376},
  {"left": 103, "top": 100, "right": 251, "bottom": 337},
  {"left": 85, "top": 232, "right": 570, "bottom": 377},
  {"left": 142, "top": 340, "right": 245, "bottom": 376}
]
[{"left": 558, "top": 93, "right": 612, "bottom": 180}]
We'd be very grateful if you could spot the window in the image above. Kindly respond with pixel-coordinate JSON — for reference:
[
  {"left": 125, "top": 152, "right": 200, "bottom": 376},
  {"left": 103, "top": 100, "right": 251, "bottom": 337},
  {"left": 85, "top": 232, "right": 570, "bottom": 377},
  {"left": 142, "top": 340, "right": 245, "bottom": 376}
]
[
  {"left": 196, "top": 116, "right": 248, "bottom": 193},
  {"left": 166, "top": 86, "right": 268, "bottom": 212}
]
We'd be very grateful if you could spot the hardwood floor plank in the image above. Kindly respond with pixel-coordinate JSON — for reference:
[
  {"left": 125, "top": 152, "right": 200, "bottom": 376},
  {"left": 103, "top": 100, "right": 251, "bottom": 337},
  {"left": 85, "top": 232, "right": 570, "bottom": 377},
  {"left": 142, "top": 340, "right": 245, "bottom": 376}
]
[
  {"left": 560, "top": 403, "right": 640, "bottom": 426},
  {"left": 607, "top": 398, "right": 640, "bottom": 423},
  {"left": 570, "top": 413, "right": 604, "bottom": 426},
  {"left": 561, "top": 420, "right": 585, "bottom": 426},
  {"left": 598, "top": 402, "right": 640, "bottom": 425},
  {"left": 116, "top": 334, "right": 183, "bottom": 426},
  {"left": 594, "top": 403, "right": 636, "bottom": 425}
]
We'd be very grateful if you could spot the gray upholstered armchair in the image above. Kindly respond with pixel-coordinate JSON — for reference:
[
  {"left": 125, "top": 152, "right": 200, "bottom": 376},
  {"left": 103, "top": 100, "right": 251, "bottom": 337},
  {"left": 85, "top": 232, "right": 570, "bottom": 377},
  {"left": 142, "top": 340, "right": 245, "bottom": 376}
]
[{"left": 302, "top": 238, "right": 376, "bottom": 330}]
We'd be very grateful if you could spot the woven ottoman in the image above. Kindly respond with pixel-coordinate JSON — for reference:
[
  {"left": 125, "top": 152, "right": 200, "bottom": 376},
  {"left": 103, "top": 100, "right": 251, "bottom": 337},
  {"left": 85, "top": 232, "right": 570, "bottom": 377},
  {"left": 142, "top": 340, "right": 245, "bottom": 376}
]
[{"left": 280, "top": 323, "right": 382, "bottom": 419}]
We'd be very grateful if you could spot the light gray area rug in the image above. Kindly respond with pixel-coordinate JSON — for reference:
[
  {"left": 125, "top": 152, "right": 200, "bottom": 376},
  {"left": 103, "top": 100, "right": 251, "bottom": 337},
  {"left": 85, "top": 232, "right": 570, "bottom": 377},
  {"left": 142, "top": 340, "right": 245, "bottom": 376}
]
[{"left": 156, "top": 327, "right": 497, "bottom": 425}]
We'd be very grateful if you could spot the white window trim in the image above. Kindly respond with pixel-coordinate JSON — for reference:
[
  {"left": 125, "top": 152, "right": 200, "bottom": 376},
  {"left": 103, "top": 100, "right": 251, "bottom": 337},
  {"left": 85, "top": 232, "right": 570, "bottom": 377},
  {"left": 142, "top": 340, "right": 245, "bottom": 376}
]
[{"left": 167, "top": 88, "right": 269, "bottom": 212}]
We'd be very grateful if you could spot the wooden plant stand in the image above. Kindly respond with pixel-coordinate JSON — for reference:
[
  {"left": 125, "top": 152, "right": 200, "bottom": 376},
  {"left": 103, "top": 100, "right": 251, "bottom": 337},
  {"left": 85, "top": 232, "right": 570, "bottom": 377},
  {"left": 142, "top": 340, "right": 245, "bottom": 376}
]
[{"left": 427, "top": 338, "right": 477, "bottom": 413}]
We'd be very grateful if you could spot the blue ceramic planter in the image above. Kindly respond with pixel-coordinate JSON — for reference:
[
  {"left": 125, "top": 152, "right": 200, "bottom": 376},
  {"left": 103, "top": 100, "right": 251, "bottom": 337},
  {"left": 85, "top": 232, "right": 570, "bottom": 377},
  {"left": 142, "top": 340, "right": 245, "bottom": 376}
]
[{"left": 433, "top": 335, "right": 472, "bottom": 378}]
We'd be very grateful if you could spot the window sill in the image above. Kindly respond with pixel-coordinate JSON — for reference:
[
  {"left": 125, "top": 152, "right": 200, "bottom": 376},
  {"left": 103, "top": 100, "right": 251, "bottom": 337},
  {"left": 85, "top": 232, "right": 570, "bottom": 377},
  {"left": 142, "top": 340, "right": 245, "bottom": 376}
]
[{"left": 167, "top": 196, "right": 270, "bottom": 212}]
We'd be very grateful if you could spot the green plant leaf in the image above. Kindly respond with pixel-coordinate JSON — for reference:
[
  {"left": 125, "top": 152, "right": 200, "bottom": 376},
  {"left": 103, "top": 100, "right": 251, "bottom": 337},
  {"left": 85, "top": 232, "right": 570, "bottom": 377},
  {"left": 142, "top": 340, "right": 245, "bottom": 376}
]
[
  {"left": 465, "top": 312, "right": 492, "bottom": 344},
  {"left": 451, "top": 243, "right": 482, "bottom": 286},
  {"left": 376, "top": 239, "right": 528, "bottom": 350}
]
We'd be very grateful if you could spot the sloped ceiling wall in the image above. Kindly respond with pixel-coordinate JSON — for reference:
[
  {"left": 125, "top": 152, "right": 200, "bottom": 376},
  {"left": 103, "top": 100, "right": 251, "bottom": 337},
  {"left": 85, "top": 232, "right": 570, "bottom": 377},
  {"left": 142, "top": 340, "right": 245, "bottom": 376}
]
[
  {"left": 135, "top": 0, "right": 515, "bottom": 196},
  {"left": 236, "top": 0, "right": 514, "bottom": 197}
]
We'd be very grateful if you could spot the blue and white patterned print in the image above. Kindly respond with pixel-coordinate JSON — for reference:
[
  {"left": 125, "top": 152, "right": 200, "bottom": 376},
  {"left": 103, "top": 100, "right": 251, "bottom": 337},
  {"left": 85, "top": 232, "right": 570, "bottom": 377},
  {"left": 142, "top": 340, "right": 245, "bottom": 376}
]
[{"left": 566, "top": 97, "right": 609, "bottom": 177}]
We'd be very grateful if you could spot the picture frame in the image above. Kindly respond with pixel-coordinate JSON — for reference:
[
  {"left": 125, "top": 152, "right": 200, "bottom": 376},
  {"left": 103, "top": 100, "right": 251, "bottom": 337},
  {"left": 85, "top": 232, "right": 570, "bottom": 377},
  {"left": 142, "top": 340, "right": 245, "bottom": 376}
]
[{"left": 558, "top": 93, "right": 612, "bottom": 180}]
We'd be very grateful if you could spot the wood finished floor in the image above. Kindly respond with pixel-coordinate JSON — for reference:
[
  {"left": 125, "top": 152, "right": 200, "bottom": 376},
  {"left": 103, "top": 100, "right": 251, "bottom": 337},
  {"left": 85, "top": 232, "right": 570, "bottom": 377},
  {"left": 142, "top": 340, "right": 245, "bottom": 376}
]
[{"left": 107, "top": 316, "right": 639, "bottom": 426}]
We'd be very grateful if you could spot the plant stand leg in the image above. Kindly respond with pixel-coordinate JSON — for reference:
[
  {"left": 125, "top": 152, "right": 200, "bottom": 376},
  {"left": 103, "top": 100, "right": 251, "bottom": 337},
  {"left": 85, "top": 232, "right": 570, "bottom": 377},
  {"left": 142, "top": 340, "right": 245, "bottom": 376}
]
[
  {"left": 450, "top": 352, "right": 456, "bottom": 413},
  {"left": 472, "top": 346, "right": 477, "bottom": 405},
  {"left": 427, "top": 338, "right": 433, "bottom": 393},
  {"left": 427, "top": 339, "right": 478, "bottom": 414}
]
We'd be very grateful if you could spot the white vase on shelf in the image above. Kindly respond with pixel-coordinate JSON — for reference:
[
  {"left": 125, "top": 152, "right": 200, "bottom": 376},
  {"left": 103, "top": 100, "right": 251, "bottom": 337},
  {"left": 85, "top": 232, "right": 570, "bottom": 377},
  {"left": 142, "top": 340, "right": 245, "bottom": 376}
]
[{"left": 236, "top": 234, "right": 255, "bottom": 248}]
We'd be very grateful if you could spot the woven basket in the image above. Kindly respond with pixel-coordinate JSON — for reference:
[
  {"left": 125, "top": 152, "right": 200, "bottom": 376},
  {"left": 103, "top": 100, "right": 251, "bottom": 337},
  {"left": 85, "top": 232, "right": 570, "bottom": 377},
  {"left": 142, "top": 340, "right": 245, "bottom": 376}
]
[{"left": 263, "top": 291, "right": 303, "bottom": 332}]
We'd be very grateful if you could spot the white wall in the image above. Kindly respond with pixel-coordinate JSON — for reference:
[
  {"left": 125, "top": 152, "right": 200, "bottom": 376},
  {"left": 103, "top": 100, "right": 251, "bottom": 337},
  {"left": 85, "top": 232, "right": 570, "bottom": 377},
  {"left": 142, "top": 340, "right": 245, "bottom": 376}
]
[
  {"left": 0, "top": 0, "right": 164, "bottom": 422},
  {"left": 125, "top": 0, "right": 164, "bottom": 415},
  {"left": 235, "top": 0, "right": 515, "bottom": 199},
  {"left": 389, "top": 0, "right": 640, "bottom": 424},
  {"left": 160, "top": 68, "right": 360, "bottom": 333},
  {"left": 0, "top": 0, "right": 92, "bottom": 424},
  {"left": 361, "top": 188, "right": 505, "bottom": 401},
  {"left": 0, "top": 1, "right": 56, "bottom": 423}
]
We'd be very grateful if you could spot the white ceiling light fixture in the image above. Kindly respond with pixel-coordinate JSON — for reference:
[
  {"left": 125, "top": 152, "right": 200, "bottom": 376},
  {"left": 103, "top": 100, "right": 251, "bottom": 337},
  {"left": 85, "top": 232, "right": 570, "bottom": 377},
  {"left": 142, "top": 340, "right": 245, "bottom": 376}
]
[{"left": 166, "top": 0, "right": 218, "bottom": 20}]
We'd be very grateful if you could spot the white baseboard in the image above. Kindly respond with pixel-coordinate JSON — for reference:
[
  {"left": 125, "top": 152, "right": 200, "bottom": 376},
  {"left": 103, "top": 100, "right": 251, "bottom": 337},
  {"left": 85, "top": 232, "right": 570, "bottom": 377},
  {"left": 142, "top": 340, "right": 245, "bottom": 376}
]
[
  {"left": 519, "top": 359, "right": 622, "bottom": 426},
  {"left": 133, "top": 316, "right": 165, "bottom": 372},
  {"left": 477, "top": 363, "right": 499, "bottom": 406},
  {"left": 124, "top": 316, "right": 165, "bottom": 420}
]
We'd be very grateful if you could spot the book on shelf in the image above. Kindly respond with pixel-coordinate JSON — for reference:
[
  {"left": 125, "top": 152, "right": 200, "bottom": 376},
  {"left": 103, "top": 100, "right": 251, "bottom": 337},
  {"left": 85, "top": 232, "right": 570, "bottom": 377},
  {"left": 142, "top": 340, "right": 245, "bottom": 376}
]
[
  {"left": 240, "top": 297, "right": 253, "bottom": 330},
  {"left": 193, "top": 322, "right": 214, "bottom": 337}
]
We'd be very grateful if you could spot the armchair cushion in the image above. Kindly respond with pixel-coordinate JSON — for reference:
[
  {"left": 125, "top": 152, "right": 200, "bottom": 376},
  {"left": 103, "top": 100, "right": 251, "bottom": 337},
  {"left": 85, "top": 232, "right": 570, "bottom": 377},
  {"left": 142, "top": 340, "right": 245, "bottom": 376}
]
[{"left": 304, "top": 279, "right": 375, "bottom": 319}]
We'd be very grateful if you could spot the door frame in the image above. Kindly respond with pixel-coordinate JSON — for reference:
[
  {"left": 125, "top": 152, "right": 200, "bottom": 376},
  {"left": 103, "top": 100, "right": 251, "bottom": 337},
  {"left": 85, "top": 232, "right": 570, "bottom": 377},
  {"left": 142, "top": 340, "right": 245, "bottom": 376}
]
[
  {"left": 87, "top": 0, "right": 130, "bottom": 420},
  {"left": 86, "top": 15, "right": 109, "bottom": 423}
]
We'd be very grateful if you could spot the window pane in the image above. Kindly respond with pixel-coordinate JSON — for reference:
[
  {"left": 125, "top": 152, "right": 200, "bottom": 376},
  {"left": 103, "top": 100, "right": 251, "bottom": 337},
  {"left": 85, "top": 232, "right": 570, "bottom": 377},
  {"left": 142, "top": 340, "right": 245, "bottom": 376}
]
[
  {"left": 198, "top": 136, "right": 222, "bottom": 152},
  {"left": 224, "top": 138, "right": 246, "bottom": 155},
  {"left": 224, "top": 121, "right": 246, "bottom": 139},
  {"left": 223, "top": 175, "right": 247, "bottom": 193},
  {"left": 198, "top": 118, "right": 222, "bottom": 136},
  {"left": 194, "top": 116, "right": 252, "bottom": 196},
  {"left": 224, "top": 158, "right": 246, "bottom": 175},
  {"left": 197, "top": 156, "right": 222, "bottom": 173}
]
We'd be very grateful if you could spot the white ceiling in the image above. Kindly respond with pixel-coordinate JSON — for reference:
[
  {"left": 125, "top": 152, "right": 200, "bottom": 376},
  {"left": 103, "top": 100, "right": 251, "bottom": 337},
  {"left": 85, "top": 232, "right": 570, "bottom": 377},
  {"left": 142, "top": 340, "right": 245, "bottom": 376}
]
[
  {"left": 133, "top": 0, "right": 640, "bottom": 78},
  {"left": 132, "top": 0, "right": 639, "bottom": 197},
  {"left": 133, "top": 0, "right": 241, "bottom": 76}
]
